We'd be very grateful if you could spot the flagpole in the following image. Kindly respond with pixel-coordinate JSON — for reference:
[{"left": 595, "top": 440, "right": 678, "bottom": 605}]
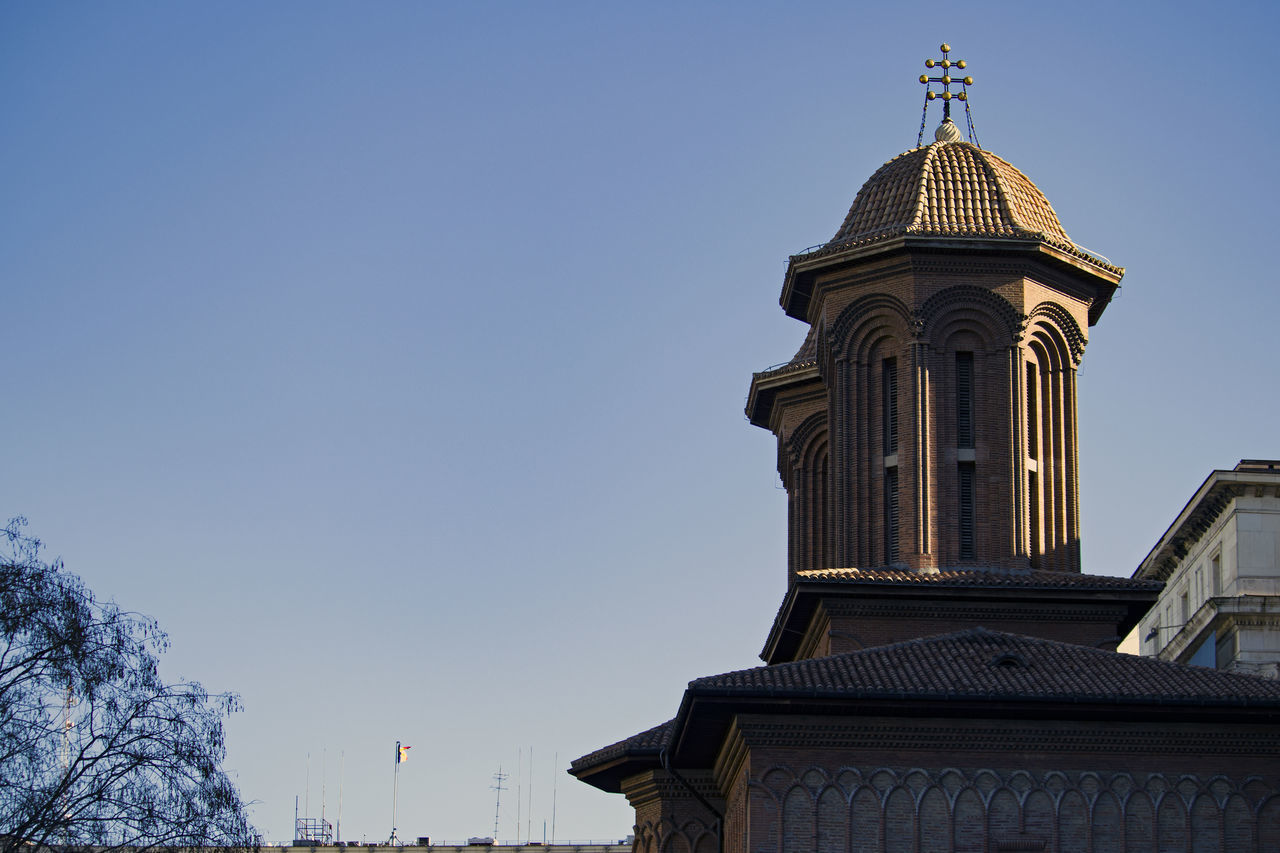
[{"left": 390, "top": 741, "right": 400, "bottom": 845}]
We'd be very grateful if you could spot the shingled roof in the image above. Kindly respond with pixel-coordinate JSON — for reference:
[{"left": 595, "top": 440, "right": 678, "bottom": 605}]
[
  {"left": 797, "top": 567, "right": 1163, "bottom": 591},
  {"left": 570, "top": 719, "right": 671, "bottom": 772},
  {"left": 777, "top": 141, "right": 1123, "bottom": 325},
  {"left": 702, "top": 627, "right": 1280, "bottom": 704},
  {"left": 568, "top": 719, "right": 672, "bottom": 792},
  {"left": 574, "top": 629, "right": 1280, "bottom": 791},
  {"left": 831, "top": 142, "right": 1072, "bottom": 246}
]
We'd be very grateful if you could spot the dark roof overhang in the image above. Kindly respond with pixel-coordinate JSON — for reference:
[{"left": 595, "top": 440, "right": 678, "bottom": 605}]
[
  {"left": 567, "top": 720, "right": 670, "bottom": 794},
  {"left": 666, "top": 682, "right": 1280, "bottom": 769},
  {"left": 759, "top": 570, "right": 1162, "bottom": 665},
  {"left": 745, "top": 360, "right": 821, "bottom": 430},
  {"left": 779, "top": 234, "right": 1123, "bottom": 326},
  {"left": 672, "top": 627, "right": 1280, "bottom": 769}
]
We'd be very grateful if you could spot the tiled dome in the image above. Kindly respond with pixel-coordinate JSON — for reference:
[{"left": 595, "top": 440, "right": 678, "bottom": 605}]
[{"left": 831, "top": 140, "right": 1072, "bottom": 247}]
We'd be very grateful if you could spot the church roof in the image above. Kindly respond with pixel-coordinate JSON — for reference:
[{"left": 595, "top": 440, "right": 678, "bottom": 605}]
[
  {"left": 829, "top": 141, "right": 1073, "bottom": 247},
  {"left": 568, "top": 719, "right": 671, "bottom": 778},
  {"left": 573, "top": 629, "right": 1280, "bottom": 790},
  {"left": 777, "top": 139, "right": 1124, "bottom": 323},
  {"left": 700, "top": 627, "right": 1280, "bottom": 704}
]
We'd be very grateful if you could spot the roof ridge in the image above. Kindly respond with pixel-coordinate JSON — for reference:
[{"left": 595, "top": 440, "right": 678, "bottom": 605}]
[
  {"left": 908, "top": 143, "right": 937, "bottom": 231},
  {"left": 970, "top": 146, "right": 1019, "bottom": 232},
  {"left": 697, "top": 626, "right": 1003, "bottom": 687}
]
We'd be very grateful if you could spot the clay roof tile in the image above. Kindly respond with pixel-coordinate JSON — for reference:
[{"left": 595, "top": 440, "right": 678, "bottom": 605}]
[{"left": 692, "top": 628, "right": 1280, "bottom": 704}]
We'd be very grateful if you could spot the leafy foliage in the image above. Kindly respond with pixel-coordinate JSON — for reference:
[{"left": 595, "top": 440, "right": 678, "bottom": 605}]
[{"left": 0, "top": 519, "right": 256, "bottom": 853}]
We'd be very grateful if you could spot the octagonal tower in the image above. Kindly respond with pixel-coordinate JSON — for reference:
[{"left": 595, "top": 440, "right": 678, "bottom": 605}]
[{"left": 747, "top": 120, "right": 1122, "bottom": 582}]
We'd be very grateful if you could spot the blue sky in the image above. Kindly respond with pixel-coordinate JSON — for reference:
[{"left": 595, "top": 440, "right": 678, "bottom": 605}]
[{"left": 3, "top": 0, "right": 1278, "bottom": 844}]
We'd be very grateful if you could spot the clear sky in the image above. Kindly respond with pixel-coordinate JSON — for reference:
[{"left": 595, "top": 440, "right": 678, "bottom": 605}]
[{"left": 3, "top": 0, "right": 1278, "bottom": 844}]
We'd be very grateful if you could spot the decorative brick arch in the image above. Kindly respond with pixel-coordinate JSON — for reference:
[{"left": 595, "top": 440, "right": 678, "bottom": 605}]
[
  {"left": 828, "top": 293, "right": 913, "bottom": 363},
  {"left": 786, "top": 412, "right": 829, "bottom": 472},
  {"left": 743, "top": 764, "right": 1276, "bottom": 853},
  {"left": 916, "top": 285, "right": 1022, "bottom": 351},
  {"left": 1026, "top": 301, "right": 1086, "bottom": 366},
  {"left": 656, "top": 816, "right": 717, "bottom": 853}
]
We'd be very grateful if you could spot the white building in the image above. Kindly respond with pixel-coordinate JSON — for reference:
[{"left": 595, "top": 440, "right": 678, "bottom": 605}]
[{"left": 1133, "top": 460, "right": 1280, "bottom": 676}]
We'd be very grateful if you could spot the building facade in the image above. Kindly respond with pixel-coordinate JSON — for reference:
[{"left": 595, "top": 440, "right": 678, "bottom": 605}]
[
  {"left": 1134, "top": 460, "right": 1280, "bottom": 678},
  {"left": 572, "top": 70, "right": 1280, "bottom": 852}
]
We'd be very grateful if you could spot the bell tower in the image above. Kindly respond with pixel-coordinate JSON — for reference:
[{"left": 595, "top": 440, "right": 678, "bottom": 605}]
[{"left": 746, "top": 47, "right": 1122, "bottom": 582}]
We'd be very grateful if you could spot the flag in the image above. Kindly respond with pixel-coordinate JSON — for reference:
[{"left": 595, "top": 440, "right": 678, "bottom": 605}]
[{"left": 398, "top": 743, "right": 411, "bottom": 763}]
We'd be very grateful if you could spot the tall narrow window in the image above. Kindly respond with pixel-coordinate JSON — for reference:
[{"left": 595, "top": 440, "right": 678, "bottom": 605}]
[
  {"left": 1026, "top": 363, "right": 1038, "bottom": 460},
  {"left": 884, "top": 467, "right": 899, "bottom": 565},
  {"left": 956, "top": 352, "right": 974, "bottom": 449},
  {"left": 882, "top": 358, "right": 898, "bottom": 566},
  {"left": 820, "top": 453, "right": 832, "bottom": 568},
  {"left": 1028, "top": 470, "right": 1041, "bottom": 569},
  {"left": 959, "top": 463, "right": 975, "bottom": 559},
  {"left": 882, "top": 358, "right": 898, "bottom": 455}
]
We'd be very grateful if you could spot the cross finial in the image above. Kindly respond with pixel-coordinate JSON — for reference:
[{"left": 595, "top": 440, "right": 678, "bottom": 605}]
[{"left": 917, "top": 44, "right": 979, "bottom": 148}]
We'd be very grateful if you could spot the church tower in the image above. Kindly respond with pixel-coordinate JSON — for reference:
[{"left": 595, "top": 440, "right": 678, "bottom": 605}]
[
  {"left": 746, "top": 49, "right": 1121, "bottom": 582},
  {"left": 573, "top": 53, "right": 1280, "bottom": 853}
]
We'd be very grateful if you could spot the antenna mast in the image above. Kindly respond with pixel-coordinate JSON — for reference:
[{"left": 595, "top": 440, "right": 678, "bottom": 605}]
[
  {"left": 550, "top": 752, "right": 558, "bottom": 845},
  {"left": 337, "top": 751, "right": 345, "bottom": 844},
  {"left": 491, "top": 767, "right": 509, "bottom": 841}
]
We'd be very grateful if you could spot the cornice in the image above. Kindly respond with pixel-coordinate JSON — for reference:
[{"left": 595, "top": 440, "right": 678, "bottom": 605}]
[
  {"left": 781, "top": 236, "right": 1121, "bottom": 323},
  {"left": 620, "top": 769, "right": 722, "bottom": 809},
  {"left": 729, "top": 716, "right": 1280, "bottom": 758},
  {"left": 712, "top": 719, "right": 750, "bottom": 796},
  {"left": 1136, "top": 470, "right": 1280, "bottom": 581},
  {"left": 745, "top": 363, "right": 823, "bottom": 431}
]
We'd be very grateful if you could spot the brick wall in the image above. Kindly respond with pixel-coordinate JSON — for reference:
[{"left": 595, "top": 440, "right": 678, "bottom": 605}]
[{"left": 761, "top": 253, "right": 1098, "bottom": 579}]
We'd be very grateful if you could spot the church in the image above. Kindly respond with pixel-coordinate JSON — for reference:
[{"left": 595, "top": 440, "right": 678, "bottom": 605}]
[{"left": 570, "top": 49, "right": 1280, "bottom": 852}]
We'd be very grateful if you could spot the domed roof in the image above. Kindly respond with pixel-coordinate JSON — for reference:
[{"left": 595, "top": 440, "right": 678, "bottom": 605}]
[{"left": 830, "top": 140, "right": 1073, "bottom": 248}]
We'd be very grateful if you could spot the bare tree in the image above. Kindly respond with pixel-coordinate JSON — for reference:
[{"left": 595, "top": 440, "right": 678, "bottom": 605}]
[{"left": 0, "top": 519, "right": 256, "bottom": 853}]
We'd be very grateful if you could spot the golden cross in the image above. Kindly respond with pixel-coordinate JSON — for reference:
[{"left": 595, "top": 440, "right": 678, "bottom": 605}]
[{"left": 919, "top": 43, "right": 973, "bottom": 121}]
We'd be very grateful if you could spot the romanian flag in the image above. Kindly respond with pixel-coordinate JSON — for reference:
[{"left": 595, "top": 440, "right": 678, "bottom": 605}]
[{"left": 398, "top": 743, "right": 411, "bottom": 763}]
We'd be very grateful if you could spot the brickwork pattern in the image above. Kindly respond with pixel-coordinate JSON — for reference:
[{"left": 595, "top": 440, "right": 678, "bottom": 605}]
[
  {"left": 757, "top": 258, "right": 1097, "bottom": 580},
  {"left": 740, "top": 764, "right": 1279, "bottom": 853},
  {"left": 819, "top": 600, "right": 1132, "bottom": 654},
  {"left": 622, "top": 771, "right": 723, "bottom": 853}
]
